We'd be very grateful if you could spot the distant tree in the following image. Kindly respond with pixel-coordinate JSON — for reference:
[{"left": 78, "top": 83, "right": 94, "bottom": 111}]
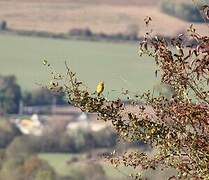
[
  {"left": 0, "top": 75, "right": 21, "bottom": 114},
  {"left": 160, "top": 0, "right": 208, "bottom": 23},
  {"left": 22, "top": 88, "right": 66, "bottom": 106},
  {"left": 92, "top": 128, "right": 117, "bottom": 148},
  {"left": 0, "top": 20, "right": 7, "bottom": 31},
  {"left": 0, "top": 118, "right": 20, "bottom": 148}
]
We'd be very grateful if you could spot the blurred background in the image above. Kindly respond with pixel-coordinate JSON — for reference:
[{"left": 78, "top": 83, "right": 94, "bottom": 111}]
[{"left": 0, "top": 0, "right": 208, "bottom": 179}]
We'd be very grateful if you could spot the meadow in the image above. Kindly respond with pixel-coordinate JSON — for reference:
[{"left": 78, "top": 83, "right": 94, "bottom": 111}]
[{"left": 0, "top": 34, "right": 159, "bottom": 99}]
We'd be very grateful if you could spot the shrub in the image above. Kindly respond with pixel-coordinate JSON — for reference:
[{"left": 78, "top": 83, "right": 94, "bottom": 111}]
[
  {"left": 92, "top": 128, "right": 117, "bottom": 148},
  {"left": 0, "top": 75, "right": 22, "bottom": 114},
  {"left": 0, "top": 21, "right": 7, "bottom": 31},
  {"left": 68, "top": 163, "right": 106, "bottom": 180},
  {"left": 5, "top": 136, "right": 38, "bottom": 159},
  {"left": 19, "top": 156, "right": 57, "bottom": 180},
  {"left": 11, "top": 126, "right": 116, "bottom": 154},
  {"left": 0, "top": 119, "right": 20, "bottom": 148},
  {"left": 46, "top": 11, "right": 209, "bottom": 179},
  {"left": 0, "top": 155, "right": 57, "bottom": 180},
  {"left": 69, "top": 28, "right": 93, "bottom": 37},
  {"left": 68, "top": 129, "right": 94, "bottom": 152}
]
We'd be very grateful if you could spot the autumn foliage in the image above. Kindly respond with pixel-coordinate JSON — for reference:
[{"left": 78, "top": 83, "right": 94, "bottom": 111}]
[{"left": 46, "top": 4, "right": 209, "bottom": 180}]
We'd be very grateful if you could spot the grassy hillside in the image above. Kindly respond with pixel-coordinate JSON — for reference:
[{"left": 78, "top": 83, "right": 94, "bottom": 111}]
[{"left": 0, "top": 34, "right": 159, "bottom": 99}]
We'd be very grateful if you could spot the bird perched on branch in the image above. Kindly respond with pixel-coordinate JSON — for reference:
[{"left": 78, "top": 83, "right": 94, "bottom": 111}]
[{"left": 96, "top": 81, "right": 104, "bottom": 96}]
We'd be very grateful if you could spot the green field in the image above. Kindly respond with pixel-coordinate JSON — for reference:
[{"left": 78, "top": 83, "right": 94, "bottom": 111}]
[{"left": 0, "top": 34, "right": 159, "bottom": 98}]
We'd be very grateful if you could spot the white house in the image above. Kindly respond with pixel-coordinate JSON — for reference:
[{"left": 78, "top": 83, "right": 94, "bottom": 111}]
[{"left": 15, "top": 114, "right": 43, "bottom": 136}]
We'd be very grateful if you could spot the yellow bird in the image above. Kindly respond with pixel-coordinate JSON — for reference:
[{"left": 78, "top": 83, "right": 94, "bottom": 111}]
[{"left": 96, "top": 81, "right": 104, "bottom": 96}]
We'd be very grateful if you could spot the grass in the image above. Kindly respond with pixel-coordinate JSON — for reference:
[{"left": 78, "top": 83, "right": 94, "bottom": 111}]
[
  {"left": 38, "top": 153, "right": 75, "bottom": 176},
  {"left": 38, "top": 152, "right": 136, "bottom": 179},
  {"left": 39, "top": 152, "right": 177, "bottom": 180},
  {"left": 101, "top": 162, "right": 137, "bottom": 179},
  {"left": 0, "top": 34, "right": 159, "bottom": 99}
]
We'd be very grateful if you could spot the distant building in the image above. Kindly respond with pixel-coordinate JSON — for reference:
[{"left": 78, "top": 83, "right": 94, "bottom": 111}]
[
  {"left": 67, "top": 112, "right": 90, "bottom": 130},
  {"left": 67, "top": 112, "right": 108, "bottom": 132},
  {"left": 77, "top": 112, "right": 89, "bottom": 121},
  {"left": 15, "top": 114, "right": 43, "bottom": 136}
]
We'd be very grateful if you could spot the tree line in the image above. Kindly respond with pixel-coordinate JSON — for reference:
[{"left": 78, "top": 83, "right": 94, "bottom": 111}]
[{"left": 0, "top": 75, "right": 66, "bottom": 114}]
